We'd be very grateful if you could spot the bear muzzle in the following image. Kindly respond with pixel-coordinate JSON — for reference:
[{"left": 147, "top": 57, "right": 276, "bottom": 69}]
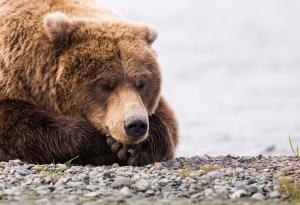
[{"left": 124, "top": 116, "right": 148, "bottom": 140}]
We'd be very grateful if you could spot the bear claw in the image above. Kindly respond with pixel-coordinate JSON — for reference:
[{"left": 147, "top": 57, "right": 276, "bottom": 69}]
[{"left": 106, "top": 136, "right": 129, "bottom": 163}]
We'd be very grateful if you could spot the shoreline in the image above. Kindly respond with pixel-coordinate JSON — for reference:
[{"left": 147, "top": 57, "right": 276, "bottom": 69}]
[{"left": 0, "top": 156, "right": 299, "bottom": 204}]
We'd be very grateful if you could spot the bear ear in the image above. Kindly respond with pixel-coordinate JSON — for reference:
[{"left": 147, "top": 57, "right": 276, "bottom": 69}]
[
  {"left": 43, "top": 12, "right": 75, "bottom": 46},
  {"left": 144, "top": 26, "right": 158, "bottom": 45}
]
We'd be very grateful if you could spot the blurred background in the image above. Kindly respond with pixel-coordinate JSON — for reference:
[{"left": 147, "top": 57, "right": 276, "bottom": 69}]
[{"left": 103, "top": 0, "right": 300, "bottom": 156}]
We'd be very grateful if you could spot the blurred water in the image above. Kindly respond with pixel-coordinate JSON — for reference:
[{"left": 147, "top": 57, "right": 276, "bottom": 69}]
[{"left": 102, "top": 0, "right": 300, "bottom": 156}]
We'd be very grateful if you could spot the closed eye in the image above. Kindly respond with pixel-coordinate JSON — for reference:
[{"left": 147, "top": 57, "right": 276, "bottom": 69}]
[
  {"left": 99, "top": 81, "right": 116, "bottom": 92},
  {"left": 136, "top": 80, "right": 146, "bottom": 91}
]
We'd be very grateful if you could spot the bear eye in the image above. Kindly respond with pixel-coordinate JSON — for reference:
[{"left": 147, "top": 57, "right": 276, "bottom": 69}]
[
  {"left": 136, "top": 80, "right": 146, "bottom": 91},
  {"left": 99, "top": 81, "right": 115, "bottom": 92}
]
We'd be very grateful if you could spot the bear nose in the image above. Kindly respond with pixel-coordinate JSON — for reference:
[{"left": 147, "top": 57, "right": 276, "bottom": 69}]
[{"left": 124, "top": 118, "right": 148, "bottom": 139}]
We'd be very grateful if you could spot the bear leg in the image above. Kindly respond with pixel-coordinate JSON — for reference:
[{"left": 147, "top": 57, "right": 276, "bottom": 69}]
[{"left": 0, "top": 99, "right": 118, "bottom": 165}]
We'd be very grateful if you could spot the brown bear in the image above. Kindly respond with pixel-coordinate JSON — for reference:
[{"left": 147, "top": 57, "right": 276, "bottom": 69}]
[{"left": 0, "top": 0, "right": 178, "bottom": 166}]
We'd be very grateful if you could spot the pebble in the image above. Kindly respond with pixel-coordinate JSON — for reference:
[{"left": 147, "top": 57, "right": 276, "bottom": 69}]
[
  {"left": 251, "top": 193, "right": 265, "bottom": 200},
  {"left": 15, "top": 167, "right": 29, "bottom": 176},
  {"left": 230, "top": 189, "right": 249, "bottom": 199},
  {"left": 119, "top": 187, "right": 133, "bottom": 197},
  {"left": 270, "top": 191, "right": 281, "bottom": 199},
  {"left": 204, "top": 188, "right": 214, "bottom": 198},
  {"left": 207, "top": 171, "right": 222, "bottom": 180},
  {"left": 84, "top": 191, "right": 102, "bottom": 198},
  {"left": 135, "top": 179, "right": 151, "bottom": 191},
  {"left": 245, "top": 184, "right": 259, "bottom": 194},
  {"left": 236, "top": 167, "right": 245, "bottom": 173},
  {"left": 44, "top": 175, "right": 59, "bottom": 184},
  {"left": 111, "top": 177, "right": 133, "bottom": 188}
]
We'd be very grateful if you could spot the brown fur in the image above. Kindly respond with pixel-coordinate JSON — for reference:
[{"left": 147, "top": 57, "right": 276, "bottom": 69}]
[{"left": 0, "top": 0, "right": 178, "bottom": 165}]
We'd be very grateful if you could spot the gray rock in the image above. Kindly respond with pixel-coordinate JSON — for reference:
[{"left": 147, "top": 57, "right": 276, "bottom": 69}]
[
  {"left": 15, "top": 166, "right": 29, "bottom": 176},
  {"left": 246, "top": 184, "right": 259, "bottom": 194},
  {"left": 3, "top": 188, "right": 21, "bottom": 196},
  {"left": 84, "top": 191, "right": 102, "bottom": 198},
  {"left": 230, "top": 189, "right": 249, "bottom": 199},
  {"left": 207, "top": 171, "right": 222, "bottom": 180},
  {"left": 145, "top": 189, "right": 155, "bottom": 197},
  {"left": 135, "top": 179, "right": 151, "bottom": 191},
  {"left": 66, "top": 181, "right": 84, "bottom": 188},
  {"left": 236, "top": 167, "right": 245, "bottom": 173},
  {"left": 111, "top": 177, "right": 133, "bottom": 188},
  {"left": 204, "top": 188, "right": 215, "bottom": 198},
  {"left": 158, "top": 178, "right": 169, "bottom": 186},
  {"left": 191, "top": 192, "right": 202, "bottom": 199},
  {"left": 234, "top": 181, "right": 247, "bottom": 190},
  {"left": 215, "top": 187, "right": 228, "bottom": 195},
  {"left": 252, "top": 193, "right": 265, "bottom": 200},
  {"left": 270, "top": 191, "right": 281, "bottom": 199},
  {"left": 120, "top": 186, "right": 133, "bottom": 197}
]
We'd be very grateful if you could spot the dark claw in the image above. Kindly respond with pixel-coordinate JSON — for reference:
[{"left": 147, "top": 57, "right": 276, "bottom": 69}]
[
  {"left": 117, "top": 147, "right": 129, "bottom": 161},
  {"left": 111, "top": 142, "right": 122, "bottom": 154},
  {"left": 128, "top": 149, "right": 136, "bottom": 156}
]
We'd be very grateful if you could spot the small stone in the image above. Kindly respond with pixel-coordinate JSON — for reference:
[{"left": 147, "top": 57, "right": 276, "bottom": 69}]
[
  {"left": 215, "top": 187, "right": 228, "bottom": 195},
  {"left": 159, "top": 178, "right": 169, "bottom": 186},
  {"left": 44, "top": 175, "right": 59, "bottom": 184},
  {"left": 230, "top": 189, "right": 249, "bottom": 199},
  {"left": 66, "top": 181, "right": 84, "bottom": 188},
  {"left": 236, "top": 167, "right": 245, "bottom": 173},
  {"left": 9, "top": 169, "right": 15, "bottom": 175},
  {"left": 111, "top": 177, "right": 133, "bottom": 188},
  {"left": 235, "top": 181, "right": 247, "bottom": 190},
  {"left": 145, "top": 189, "right": 155, "bottom": 196},
  {"left": 3, "top": 188, "right": 20, "bottom": 196},
  {"left": 9, "top": 160, "right": 23, "bottom": 166},
  {"left": 36, "top": 186, "right": 51, "bottom": 195},
  {"left": 252, "top": 193, "right": 265, "bottom": 200},
  {"left": 84, "top": 191, "right": 102, "bottom": 198},
  {"left": 55, "top": 177, "right": 70, "bottom": 186},
  {"left": 283, "top": 166, "right": 294, "bottom": 172},
  {"left": 15, "top": 166, "right": 29, "bottom": 176},
  {"left": 153, "top": 162, "right": 163, "bottom": 169},
  {"left": 161, "top": 160, "right": 175, "bottom": 168},
  {"left": 207, "top": 171, "right": 222, "bottom": 180},
  {"left": 246, "top": 184, "right": 259, "bottom": 194},
  {"left": 120, "top": 187, "right": 133, "bottom": 197},
  {"left": 248, "top": 179, "right": 257, "bottom": 185},
  {"left": 204, "top": 188, "right": 214, "bottom": 198},
  {"left": 135, "top": 179, "right": 150, "bottom": 191},
  {"left": 111, "top": 163, "right": 119, "bottom": 168},
  {"left": 270, "top": 191, "right": 281, "bottom": 199},
  {"left": 191, "top": 192, "right": 202, "bottom": 199}
]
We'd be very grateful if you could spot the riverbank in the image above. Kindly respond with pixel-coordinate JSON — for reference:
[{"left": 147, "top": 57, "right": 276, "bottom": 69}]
[{"left": 0, "top": 156, "right": 299, "bottom": 205}]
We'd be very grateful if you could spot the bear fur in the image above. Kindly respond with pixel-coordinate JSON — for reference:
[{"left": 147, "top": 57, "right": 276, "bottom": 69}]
[{"left": 0, "top": 0, "right": 178, "bottom": 166}]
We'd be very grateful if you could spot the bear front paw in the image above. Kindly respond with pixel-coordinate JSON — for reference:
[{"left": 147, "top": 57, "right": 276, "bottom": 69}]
[
  {"left": 106, "top": 136, "right": 153, "bottom": 166},
  {"left": 106, "top": 136, "right": 129, "bottom": 162}
]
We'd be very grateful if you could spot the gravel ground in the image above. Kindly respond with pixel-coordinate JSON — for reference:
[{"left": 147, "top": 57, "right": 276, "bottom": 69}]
[{"left": 0, "top": 156, "right": 299, "bottom": 205}]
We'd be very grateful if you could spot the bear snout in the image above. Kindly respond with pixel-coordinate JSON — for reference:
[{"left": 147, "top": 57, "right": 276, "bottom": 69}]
[{"left": 124, "top": 117, "right": 148, "bottom": 140}]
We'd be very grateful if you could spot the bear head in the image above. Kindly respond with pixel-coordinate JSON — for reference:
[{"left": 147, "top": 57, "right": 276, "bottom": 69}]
[{"left": 44, "top": 12, "right": 161, "bottom": 145}]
